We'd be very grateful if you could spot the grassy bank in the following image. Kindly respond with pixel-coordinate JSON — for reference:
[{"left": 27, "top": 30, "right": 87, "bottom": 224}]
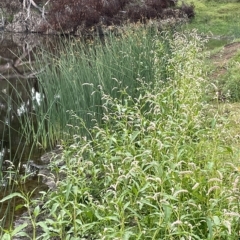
[
  {"left": 1, "top": 1, "right": 240, "bottom": 238},
  {"left": 1, "top": 29, "right": 240, "bottom": 239},
  {"left": 182, "top": 0, "right": 240, "bottom": 37},
  {"left": 180, "top": 0, "right": 240, "bottom": 104},
  {"left": 38, "top": 32, "right": 240, "bottom": 239}
]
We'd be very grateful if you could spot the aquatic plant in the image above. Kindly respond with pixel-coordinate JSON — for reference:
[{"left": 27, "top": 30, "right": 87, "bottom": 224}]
[{"left": 34, "top": 24, "right": 159, "bottom": 148}]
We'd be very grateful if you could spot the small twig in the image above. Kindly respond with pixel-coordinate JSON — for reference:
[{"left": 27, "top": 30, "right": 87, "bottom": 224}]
[
  {"left": 23, "top": 0, "right": 50, "bottom": 20},
  {"left": 42, "top": 0, "right": 51, "bottom": 19}
]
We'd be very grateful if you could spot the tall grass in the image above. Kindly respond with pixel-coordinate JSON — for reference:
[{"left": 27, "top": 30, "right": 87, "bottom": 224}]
[
  {"left": 3, "top": 30, "right": 239, "bottom": 239},
  {"left": 34, "top": 25, "right": 158, "bottom": 148},
  {"left": 220, "top": 51, "right": 240, "bottom": 101},
  {"left": 0, "top": 25, "right": 169, "bottom": 233},
  {"left": 180, "top": 0, "right": 240, "bottom": 49},
  {"left": 0, "top": 78, "right": 45, "bottom": 229}
]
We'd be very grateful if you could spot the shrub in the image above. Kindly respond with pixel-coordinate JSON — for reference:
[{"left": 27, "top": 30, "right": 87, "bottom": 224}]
[
  {"left": 180, "top": 2, "right": 195, "bottom": 19},
  {"left": 47, "top": 0, "right": 104, "bottom": 32},
  {"left": 46, "top": 0, "right": 179, "bottom": 33}
]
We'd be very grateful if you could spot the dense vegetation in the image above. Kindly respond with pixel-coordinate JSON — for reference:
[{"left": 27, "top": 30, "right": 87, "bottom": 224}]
[
  {"left": 1, "top": 0, "right": 240, "bottom": 239},
  {"left": 35, "top": 31, "right": 240, "bottom": 239},
  {"left": 1, "top": 0, "right": 194, "bottom": 34},
  {"left": 46, "top": 0, "right": 177, "bottom": 33}
]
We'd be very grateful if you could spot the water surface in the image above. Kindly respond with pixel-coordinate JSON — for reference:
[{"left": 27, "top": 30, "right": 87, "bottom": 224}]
[{"left": 0, "top": 31, "right": 57, "bottom": 228}]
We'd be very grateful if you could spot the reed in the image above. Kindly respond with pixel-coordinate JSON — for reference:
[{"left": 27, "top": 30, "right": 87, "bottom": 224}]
[
  {"left": 0, "top": 76, "right": 46, "bottom": 230},
  {"left": 34, "top": 25, "right": 159, "bottom": 147}
]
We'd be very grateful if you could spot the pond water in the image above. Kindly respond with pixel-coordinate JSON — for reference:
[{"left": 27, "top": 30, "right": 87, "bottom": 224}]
[{"left": 0, "top": 31, "right": 58, "bottom": 228}]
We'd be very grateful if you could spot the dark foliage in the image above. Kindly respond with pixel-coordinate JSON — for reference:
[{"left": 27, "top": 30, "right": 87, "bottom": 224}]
[
  {"left": 45, "top": 0, "right": 194, "bottom": 34},
  {"left": 146, "top": 0, "right": 175, "bottom": 9},
  {"left": 47, "top": 0, "right": 103, "bottom": 32},
  {"left": 127, "top": 5, "right": 157, "bottom": 22},
  {"left": 180, "top": 2, "right": 195, "bottom": 18},
  {"left": 0, "top": 0, "right": 21, "bottom": 14}
]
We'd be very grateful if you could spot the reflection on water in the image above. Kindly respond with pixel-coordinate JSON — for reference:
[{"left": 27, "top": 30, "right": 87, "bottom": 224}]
[
  {"left": 0, "top": 32, "right": 45, "bottom": 160},
  {"left": 0, "top": 31, "right": 57, "bottom": 228}
]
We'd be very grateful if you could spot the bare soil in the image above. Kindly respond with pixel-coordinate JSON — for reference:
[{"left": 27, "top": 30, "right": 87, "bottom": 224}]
[{"left": 211, "top": 42, "right": 240, "bottom": 78}]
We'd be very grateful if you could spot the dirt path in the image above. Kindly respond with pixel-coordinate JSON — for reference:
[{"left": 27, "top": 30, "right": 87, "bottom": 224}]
[
  {"left": 211, "top": 42, "right": 240, "bottom": 78},
  {"left": 210, "top": 41, "right": 240, "bottom": 143}
]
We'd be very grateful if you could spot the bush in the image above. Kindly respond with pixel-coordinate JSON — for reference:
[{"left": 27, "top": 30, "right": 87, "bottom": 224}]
[
  {"left": 180, "top": 2, "right": 195, "bottom": 19},
  {"left": 46, "top": 0, "right": 178, "bottom": 33}
]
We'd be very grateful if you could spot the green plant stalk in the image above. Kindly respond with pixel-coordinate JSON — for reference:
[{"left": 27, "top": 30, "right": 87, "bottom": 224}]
[{"left": 34, "top": 25, "right": 157, "bottom": 147}]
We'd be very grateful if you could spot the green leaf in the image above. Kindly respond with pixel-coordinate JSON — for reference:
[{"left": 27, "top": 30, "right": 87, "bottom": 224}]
[
  {"left": 12, "top": 223, "right": 28, "bottom": 236},
  {"left": 224, "top": 146, "right": 233, "bottom": 154},
  {"left": 140, "top": 199, "right": 158, "bottom": 209},
  {"left": 123, "top": 230, "right": 134, "bottom": 240},
  {"left": 72, "top": 186, "right": 78, "bottom": 196},
  {"left": 15, "top": 232, "right": 31, "bottom": 238},
  {"left": 163, "top": 204, "right": 172, "bottom": 222},
  {"left": 15, "top": 204, "right": 25, "bottom": 211},
  {"left": 123, "top": 201, "right": 130, "bottom": 210},
  {"left": 206, "top": 217, "right": 213, "bottom": 239},
  {"left": 213, "top": 216, "right": 220, "bottom": 226},
  {"left": 0, "top": 193, "right": 26, "bottom": 203},
  {"left": 50, "top": 202, "right": 59, "bottom": 215},
  {"left": 1, "top": 233, "right": 11, "bottom": 240},
  {"left": 130, "top": 131, "right": 140, "bottom": 143},
  {"left": 37, "top": 222, "right": 50, "bottom": 234},
  {"left": 66, "top": 183, "right": 72, "bottom": 200},
  {"left": 105, "top": 216, "right": 119, "bottom": 222},
  {"left": 95, "top": 210, "right": 103, "bottom": 220},
  {"left": 33, "top": 205, "right": 40, "bottom": 217}
]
